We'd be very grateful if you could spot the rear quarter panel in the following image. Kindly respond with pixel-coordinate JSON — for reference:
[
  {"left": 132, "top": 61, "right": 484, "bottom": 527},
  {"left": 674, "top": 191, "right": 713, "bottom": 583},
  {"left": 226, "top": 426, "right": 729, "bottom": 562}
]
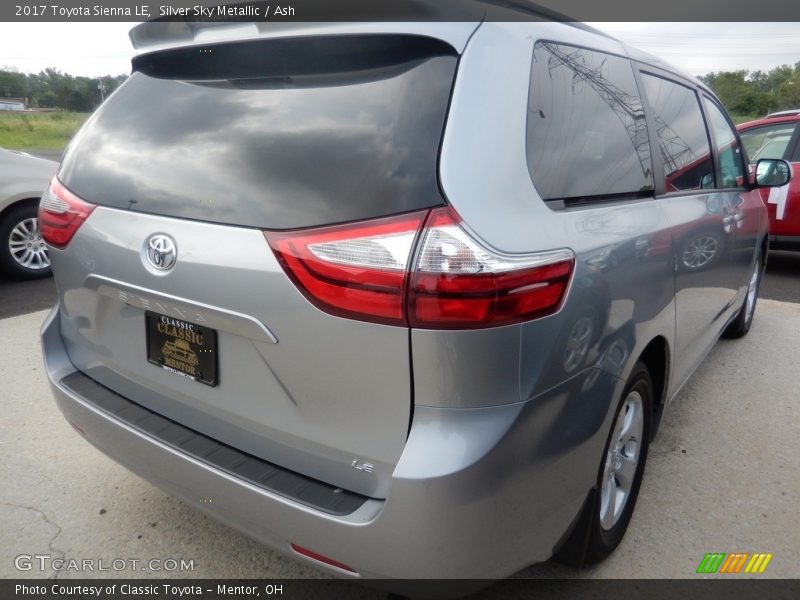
[{"left": 428, "top": 22, "right": 677, "bottom": 410}]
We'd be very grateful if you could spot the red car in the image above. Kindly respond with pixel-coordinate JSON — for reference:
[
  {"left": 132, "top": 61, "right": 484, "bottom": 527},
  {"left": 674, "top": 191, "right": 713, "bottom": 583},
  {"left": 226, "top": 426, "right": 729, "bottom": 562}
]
[{"left": 738, "top": 110, "right": 800, "bottom": 250}]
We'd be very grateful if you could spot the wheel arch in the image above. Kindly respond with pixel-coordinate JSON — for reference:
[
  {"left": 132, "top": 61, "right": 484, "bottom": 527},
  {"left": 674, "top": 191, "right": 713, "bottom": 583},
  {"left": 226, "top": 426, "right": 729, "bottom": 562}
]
[
  {"left": 637, "top": 336, "right": 670, "bottom": 441},
  {"left": 0, "top": 196, "right": 41, "bottom": 220}
]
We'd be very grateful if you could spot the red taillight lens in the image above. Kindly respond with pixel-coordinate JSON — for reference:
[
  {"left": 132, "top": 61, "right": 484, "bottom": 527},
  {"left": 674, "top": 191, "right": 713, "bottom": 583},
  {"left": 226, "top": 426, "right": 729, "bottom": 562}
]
[
  {"left": 409, "top": 208, "right": 574, "bottom": 328},
  {"left": 264, "top": 211, "right": 428, "bottom": 326},
  {"left": 265, "top": 207, "right": 574, "bottom": 329},
  {"left": 38, "top": 178, "right": 96, "bottom": 249}
]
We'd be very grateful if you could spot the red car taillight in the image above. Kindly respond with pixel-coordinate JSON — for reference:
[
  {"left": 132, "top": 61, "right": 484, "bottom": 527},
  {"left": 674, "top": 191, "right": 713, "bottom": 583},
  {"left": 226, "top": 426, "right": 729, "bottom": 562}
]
[
  {"left": 265, "top": 211, "right": 428, "bottom": 326},
  {"left": 265, "top": 207, "right": 574, "bottom": 329},
  {"left": 38, "top": 178, "right": 96, "bottom": 249},
  {"left": 409, "top": 207, "right": 574, "bottom": 328}
]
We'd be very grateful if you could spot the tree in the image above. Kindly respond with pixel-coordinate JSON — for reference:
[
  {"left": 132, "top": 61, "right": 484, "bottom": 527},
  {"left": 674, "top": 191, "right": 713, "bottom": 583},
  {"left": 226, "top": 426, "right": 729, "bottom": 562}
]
[
  {"left": 0, "top": 68, "right": 29, "bottom": 99},
  {"left": 701, "top": 63, "right": 800, "bottom": 117},
  {"left": 0, "top": 67, "right": 128, "bottom": 111}
]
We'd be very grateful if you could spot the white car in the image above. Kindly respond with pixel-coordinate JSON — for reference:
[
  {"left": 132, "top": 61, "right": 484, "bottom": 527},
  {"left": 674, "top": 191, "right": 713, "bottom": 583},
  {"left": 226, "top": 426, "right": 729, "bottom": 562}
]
[{"left": 0, "top": 148, "right": 58, "bottom": 278}]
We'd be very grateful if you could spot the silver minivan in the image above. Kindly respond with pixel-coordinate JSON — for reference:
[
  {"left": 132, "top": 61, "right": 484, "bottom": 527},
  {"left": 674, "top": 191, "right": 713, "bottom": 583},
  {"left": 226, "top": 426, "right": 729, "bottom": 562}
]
[{"left": 41, "top": 14, "right": 790, "bottom": 581}]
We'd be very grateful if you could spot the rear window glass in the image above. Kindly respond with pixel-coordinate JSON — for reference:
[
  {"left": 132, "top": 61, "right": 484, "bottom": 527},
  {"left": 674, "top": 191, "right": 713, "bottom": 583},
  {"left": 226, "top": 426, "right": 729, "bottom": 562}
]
[
  {"left": 526, "top": 42, "right": 654, "bottom": 201},
  {"left": 640, "top": 74, "right": 714, "bottom": 192},
  {"left": 58, "top": 35, "right": 457, "bottom": 230}
]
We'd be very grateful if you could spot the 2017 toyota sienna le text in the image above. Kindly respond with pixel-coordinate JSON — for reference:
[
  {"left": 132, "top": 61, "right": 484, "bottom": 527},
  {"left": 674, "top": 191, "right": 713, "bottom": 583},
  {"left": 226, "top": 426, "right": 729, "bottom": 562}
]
[{"left": 40, "top": 14, "right": 791, "bottom": 582}]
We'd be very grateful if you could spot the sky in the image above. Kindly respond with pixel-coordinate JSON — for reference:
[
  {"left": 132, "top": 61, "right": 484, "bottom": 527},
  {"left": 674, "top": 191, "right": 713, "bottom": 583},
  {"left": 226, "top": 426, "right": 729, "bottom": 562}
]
[
  {"left": 590, "top": 22, "right": 800, "bottom": 76},
  {"left": 0, "top": 22, "right": 798, "bottom": 78}
]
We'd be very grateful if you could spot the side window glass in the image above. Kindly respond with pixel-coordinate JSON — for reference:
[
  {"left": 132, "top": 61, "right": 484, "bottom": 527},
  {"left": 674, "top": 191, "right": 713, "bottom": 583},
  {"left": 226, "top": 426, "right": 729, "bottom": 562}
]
[
  {"left": 526, "top": 42, "right": 653, "bottom": 201},
  {"left": 739, "top": 123, "right": 796, "bottom": 162},
  {"left": 703, "top": 97, "right": 746, "bottom": 188},
  {"left": 640, "top": 74, "right": 714, "bottom": 192}
]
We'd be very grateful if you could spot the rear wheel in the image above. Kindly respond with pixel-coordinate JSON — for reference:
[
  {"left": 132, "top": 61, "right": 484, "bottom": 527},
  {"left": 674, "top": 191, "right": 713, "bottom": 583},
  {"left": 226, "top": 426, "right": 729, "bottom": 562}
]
[
  {"left": 0, "top": 202, "right": 51, "bottom": 279},
  {"left": 722, "top": 252, "right": 762, "bottom": 339},
  {"left": 584, "top": 361, "right": 653, "bottom": 564}
]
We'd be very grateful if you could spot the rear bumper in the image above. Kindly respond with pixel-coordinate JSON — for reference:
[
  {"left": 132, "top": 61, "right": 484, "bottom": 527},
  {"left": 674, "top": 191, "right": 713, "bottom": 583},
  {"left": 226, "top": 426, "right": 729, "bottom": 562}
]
[{"left": 42, "top": 305, "right": 617, "bottom": 580}]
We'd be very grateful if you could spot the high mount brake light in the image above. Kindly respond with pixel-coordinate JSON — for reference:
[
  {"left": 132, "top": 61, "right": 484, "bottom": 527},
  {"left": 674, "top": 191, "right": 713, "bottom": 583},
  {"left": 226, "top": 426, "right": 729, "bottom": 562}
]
[
  {"left": 265, "top": 207, "right": 574, "bottom": 329},
  {"left": 38, "top": 178, "right": 96, "bottom": 249}
]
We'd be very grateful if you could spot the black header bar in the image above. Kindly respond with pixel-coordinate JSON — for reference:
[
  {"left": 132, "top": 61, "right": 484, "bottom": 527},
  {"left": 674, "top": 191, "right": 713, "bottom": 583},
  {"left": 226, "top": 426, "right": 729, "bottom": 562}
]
[{"left": 4, "top": 0, "right": 800, "bottom": 22}]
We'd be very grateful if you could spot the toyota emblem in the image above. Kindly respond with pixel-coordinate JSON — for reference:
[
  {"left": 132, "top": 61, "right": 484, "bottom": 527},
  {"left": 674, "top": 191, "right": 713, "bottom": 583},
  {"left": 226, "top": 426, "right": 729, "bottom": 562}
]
[{"left": 145, "top": 234, "right": 177, "bottom": 271}]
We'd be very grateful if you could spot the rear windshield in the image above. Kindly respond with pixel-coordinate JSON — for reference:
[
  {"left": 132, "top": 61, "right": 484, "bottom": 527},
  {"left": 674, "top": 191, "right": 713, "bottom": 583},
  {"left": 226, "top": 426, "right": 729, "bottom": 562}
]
[{"left": 59, "top": 35, "right": 457, "bottom": 229}]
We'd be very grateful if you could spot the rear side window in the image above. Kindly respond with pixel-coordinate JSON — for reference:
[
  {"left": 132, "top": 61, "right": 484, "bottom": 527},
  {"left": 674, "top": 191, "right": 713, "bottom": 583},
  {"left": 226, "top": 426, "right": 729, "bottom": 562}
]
[
  {"left": 526, "top": 42, "right": 654, "bottom": 202},
  {"left": 58, "top": 35, "right": 457, "bottom": 230},
  {"left": 740, "top": 123, "right": 797, "bottom": 162},
  {"left": 702, "top": 97, "right": 746, "bottom": 188},
  {"left": 640, "top": 74, "right": 714, "bottom": 192}
]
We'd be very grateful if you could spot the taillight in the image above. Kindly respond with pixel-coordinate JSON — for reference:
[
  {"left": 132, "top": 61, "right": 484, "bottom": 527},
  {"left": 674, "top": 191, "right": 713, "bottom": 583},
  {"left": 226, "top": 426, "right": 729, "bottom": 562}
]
[
  {"left": 265, "top": 207, "right": 574, "bottom": 329},
  {"left": 39, "top": 177, "right": 96, "bottom": 249},
  {"left": 264, "top": 211, "right": 428, "bottom": 326},
  {"left": 409, "top": 207, "right": 574, "bottom": 329}
]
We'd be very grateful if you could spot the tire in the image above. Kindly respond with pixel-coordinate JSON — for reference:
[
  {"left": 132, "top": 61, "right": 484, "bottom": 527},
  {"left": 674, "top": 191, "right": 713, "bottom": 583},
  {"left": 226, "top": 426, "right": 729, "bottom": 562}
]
[
  {"left": 0, "top": 202, "right": 51, "bottom": 280},
  {"left": 584, "top": 360, "right": 653, "bottom": 564},
  {"left": 722, "top": 251, "right": 762, "bottom": 339}
]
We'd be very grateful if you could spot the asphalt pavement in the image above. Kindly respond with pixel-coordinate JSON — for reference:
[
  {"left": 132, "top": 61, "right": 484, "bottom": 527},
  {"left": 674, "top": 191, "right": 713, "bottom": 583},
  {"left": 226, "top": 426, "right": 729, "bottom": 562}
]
[
  {"left": 0, "top": 254, "right": 798, "bottom": 591},
  {"left": 763, "top": 250, "right": 800, "bottom": 303},
  {"left": 0, "top": 275, "right": 57, "bottom": 320}
]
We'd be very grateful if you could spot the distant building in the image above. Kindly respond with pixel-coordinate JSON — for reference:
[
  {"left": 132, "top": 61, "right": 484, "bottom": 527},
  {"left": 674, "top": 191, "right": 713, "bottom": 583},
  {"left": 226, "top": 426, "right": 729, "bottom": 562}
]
[{"left": 0, "top": 98, "right": 27, "bottom": 111}]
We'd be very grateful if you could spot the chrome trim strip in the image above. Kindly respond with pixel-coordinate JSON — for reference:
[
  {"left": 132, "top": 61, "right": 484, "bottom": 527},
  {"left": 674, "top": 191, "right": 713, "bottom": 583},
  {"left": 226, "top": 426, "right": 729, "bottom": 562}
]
[{"left": 84, "top": 274, "right": 278, "bottom": 344}]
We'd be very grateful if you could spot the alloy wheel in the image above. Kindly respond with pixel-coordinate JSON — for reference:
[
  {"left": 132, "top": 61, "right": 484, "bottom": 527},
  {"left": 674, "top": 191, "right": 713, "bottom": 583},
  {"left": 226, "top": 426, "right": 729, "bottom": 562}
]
[
  {"left": 744, "top": 257, "right": 760, "bottom": 327},
  {"left": 600, "top": 390, "right": 644, "bottom": 530},
  {"left": 8, "top": 217, "right": 50, "bottom": 271}
]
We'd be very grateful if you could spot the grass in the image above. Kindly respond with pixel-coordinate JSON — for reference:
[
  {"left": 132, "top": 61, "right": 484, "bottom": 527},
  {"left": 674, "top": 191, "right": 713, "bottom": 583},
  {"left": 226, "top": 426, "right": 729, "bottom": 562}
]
[
  {"left": 730, "top": 113, "right": 760, "bottom": 125},
  {"left": 0, "top": 111, "right": 88, "bottom": 149}
]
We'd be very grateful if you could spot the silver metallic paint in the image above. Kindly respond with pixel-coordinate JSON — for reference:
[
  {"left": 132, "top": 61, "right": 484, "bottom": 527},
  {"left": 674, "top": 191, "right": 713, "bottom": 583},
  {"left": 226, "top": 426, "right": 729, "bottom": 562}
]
[
  {"left": 41, "top": 19, "right": 767, "bottom": 581},
  {"left": 43, "top": 306, "right": 623, "bottom": 579},
  {"left": 0, "top": 148, "right": 57, "bottom": 213},
  {"left": 50, "top": 207, "right": 412, "bottom": 498}
]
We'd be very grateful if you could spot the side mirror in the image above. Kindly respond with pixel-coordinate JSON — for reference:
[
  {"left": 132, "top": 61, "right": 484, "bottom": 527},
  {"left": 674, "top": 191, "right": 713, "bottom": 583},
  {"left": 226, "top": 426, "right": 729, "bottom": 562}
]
[{"left": 753, "top": 158, "right": 791, "bottom": 188}]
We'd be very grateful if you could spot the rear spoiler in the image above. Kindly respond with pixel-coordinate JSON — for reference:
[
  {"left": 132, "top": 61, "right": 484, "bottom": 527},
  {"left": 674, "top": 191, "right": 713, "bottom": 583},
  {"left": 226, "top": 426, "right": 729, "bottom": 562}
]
[
  {"left": 128, "top": 0, "right": 603, "bottom": 55},
  {"left": 128, "top": 0, "right": 491, "bottom": 54},
  {"left": 129, "top": 21, "right": 482, "bottom": 55}
]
